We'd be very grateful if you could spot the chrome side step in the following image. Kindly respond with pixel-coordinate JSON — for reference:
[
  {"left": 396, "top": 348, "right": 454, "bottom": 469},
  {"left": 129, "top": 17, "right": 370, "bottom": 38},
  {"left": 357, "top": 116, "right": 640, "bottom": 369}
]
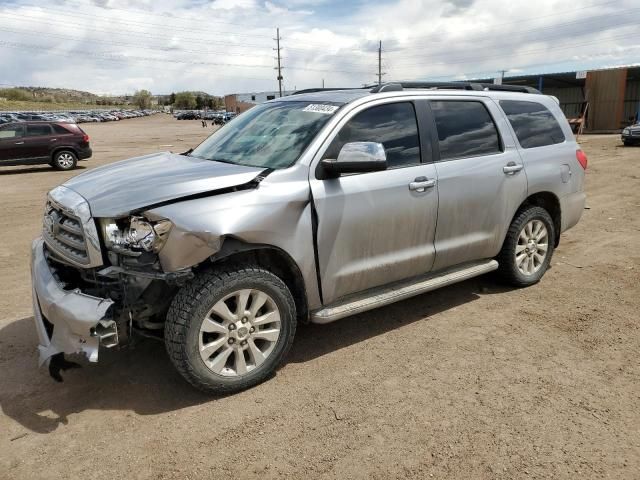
[{"left": 310, "top": 259, "right": 498, "bottom": 324}]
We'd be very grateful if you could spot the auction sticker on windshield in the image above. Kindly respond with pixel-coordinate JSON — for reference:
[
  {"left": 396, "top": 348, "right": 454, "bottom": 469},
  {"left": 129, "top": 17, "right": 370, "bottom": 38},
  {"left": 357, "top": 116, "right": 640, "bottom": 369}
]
[{"left": 303, "top": 104, "right": 339, "bottom": 114}]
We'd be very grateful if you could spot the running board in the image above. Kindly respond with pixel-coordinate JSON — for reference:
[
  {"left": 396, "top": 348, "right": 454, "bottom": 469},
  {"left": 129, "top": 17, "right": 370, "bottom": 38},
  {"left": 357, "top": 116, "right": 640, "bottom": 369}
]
[{"left": 310, "top": 259, "right": 498, "bottom": 324}]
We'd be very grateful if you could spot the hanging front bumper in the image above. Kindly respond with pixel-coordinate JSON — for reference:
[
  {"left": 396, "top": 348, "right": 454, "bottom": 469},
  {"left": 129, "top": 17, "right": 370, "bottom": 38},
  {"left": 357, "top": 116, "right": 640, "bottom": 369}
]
[{"left": 30, "top": 237, "right": 116, "bottom": 366}]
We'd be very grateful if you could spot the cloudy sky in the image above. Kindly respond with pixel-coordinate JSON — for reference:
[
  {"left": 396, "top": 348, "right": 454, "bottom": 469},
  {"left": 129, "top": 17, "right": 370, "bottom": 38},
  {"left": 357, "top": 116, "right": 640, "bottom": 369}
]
[{"left": 0, "top": 0, "right": 638, "bottom": 96}]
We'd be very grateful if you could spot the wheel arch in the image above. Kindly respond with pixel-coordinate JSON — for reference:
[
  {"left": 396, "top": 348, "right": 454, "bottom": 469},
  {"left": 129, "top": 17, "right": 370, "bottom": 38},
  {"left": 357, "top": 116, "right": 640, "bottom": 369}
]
[
  {"left": 513, "top": 191, "right": 562, "bottom": 247},
  {"left": 50, "top": 146, "right": 78, "bottom": 161},
  {"left": 204, "top": 237, "right": 309, "bottom": 323}
]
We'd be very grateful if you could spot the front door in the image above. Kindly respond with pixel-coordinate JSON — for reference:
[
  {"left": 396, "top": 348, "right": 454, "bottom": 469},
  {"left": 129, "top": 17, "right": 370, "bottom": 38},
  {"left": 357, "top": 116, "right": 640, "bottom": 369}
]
[
  {"left": 428, "top": 98, "right": 528, "bottom": 270},
  {"left": 310, "top": 101, "right": 439, "bottom": 305}
]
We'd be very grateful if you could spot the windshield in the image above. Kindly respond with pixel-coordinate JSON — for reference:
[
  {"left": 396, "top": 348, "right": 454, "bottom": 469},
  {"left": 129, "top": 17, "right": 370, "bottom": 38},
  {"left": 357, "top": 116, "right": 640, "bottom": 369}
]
[{"left": 190, "top": 101, "right": 341, "bottom": 169}]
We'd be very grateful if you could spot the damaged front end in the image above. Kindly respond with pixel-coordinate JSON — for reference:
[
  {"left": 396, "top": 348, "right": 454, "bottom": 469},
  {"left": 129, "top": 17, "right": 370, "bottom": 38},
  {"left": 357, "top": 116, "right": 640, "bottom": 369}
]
[
  {"left": 31, "top": 237, "right": 116, "bottom": 366},
  {"left": 31, "top": 186, "right": 192, "bottom": 377},
  {"left": 31, "top": 237, "right": 188, "bottom": 371}
]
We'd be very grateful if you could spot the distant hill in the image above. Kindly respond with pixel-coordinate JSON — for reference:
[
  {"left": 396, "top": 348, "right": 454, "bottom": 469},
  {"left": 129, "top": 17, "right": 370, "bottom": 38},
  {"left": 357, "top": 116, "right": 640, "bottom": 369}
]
[
  {"left": 19, "top": 86, "right": 102, "bottom": 101},
  {"left": 0, "top": 86, "right": 222, "bottom": 110},
  {"left": 0, "top": 86, "right": 126, "bottom": 105}
]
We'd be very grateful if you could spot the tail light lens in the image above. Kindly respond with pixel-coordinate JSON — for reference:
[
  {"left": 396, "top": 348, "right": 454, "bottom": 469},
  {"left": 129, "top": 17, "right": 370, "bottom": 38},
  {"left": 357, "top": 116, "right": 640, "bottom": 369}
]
[
  {"left": 576, "top": 149, "right": 588, "bottom": 170},
  {"left": 82, "top": 134, "right": 90, "bottom": 143}
]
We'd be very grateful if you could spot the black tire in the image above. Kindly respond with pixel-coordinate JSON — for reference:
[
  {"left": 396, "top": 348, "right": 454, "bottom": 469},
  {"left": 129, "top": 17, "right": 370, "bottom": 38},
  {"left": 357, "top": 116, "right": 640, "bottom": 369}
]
[
  {"left": 165, "top": 265, "right": 297, "bottom": 394},
  {"left": 496, "top": 206, "right": 555, "bottom": 287},
  {"left": 51, "top": 150, "right": 77, "bottom": 171}
]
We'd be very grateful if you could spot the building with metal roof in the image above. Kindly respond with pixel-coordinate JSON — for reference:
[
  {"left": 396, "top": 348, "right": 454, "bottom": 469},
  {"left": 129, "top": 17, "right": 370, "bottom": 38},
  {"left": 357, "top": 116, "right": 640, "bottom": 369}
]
[{"left": 472, "top": 65, "right": 640, "bottom": 132}]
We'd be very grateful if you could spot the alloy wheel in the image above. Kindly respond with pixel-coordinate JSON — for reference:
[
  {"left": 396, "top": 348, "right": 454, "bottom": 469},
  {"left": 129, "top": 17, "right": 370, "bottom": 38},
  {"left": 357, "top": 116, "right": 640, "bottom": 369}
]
[
  {"left": 57, "top": 153, "right": 75, "bottom": 169},
  {"left": 198, "top": 289, "right": 281, "bottom": 377},
  {"left": 515, "top": 219, "right": 549, "bottom": 275}
]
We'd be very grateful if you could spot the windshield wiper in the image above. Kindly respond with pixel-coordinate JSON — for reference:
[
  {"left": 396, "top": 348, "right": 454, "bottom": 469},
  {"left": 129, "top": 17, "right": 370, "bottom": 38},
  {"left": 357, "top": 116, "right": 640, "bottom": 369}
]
[
  {"left": 208, "top": 157, "right": 237, "bottom": 165},
  {"left": 180, "top": 148, "right": 193, "bottom": 156}
]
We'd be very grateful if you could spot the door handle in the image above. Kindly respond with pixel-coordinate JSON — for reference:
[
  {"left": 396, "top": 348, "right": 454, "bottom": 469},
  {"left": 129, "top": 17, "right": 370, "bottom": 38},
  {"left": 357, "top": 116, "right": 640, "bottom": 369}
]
[
  {"left": 409, "top": 177, "right": 436, "bottom": 192},
  {"left": 503, "top": 162, "right": 524, "bottom": 174},
  {"left": 50, "top": 138, "right": 57, "bottom": 141},
  {"left": 15, "top": 141, "right": 24, "bottom": 145}
]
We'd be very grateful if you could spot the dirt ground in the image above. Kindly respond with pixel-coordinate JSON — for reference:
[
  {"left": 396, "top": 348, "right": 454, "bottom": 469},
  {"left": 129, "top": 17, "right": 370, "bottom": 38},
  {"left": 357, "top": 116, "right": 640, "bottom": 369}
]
[{"left": 0, "top": 114, "right": 638, "bottom": 480}]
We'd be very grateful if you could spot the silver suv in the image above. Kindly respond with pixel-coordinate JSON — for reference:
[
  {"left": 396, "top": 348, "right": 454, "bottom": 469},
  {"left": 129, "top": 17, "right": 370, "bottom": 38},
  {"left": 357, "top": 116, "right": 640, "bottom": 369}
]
[{"left": 31, "top": 82, "right": 587, "bottom": 392}]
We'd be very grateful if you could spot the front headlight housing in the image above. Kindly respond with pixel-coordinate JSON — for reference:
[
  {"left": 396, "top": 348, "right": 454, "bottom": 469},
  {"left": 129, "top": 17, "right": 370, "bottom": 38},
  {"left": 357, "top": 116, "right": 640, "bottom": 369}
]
[
  {"left": 99, "top": 216, "right": 172, "bottom": 254},
  {"left": 623, "top": 128, "right": 630, "bottom": 135}
]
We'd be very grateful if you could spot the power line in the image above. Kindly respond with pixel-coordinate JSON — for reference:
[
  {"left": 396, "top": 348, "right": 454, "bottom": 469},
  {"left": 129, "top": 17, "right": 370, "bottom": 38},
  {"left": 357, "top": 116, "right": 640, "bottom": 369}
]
[
  {"left": 0, "top": 12, "right": 274, "bottom": 50},
  {"left": 0, "top": 25, "right": 379, "bottom": 72},
  {"left": 0, "top": 10, "right": 366, "bottom": 56},
  {"left": 18, "top": 1, "right": 281, "bottom": 30},
  {"left": 387, "top": 9, "right": 640, "bottom": 59},
  {"left": 0, "top": 26, "right": 272, "bottom": 58},
  {"left": 10, "top": 5, "right": 275, "bottom": 39},
  {"left": 388, "top": 31, "right": 640, "bottom": 69},
  {"left": 0, "top": 40, "right": 372, "bottom": 75},
  {"left": 398, "top": 55, "right": 640, "bottom": 84}
]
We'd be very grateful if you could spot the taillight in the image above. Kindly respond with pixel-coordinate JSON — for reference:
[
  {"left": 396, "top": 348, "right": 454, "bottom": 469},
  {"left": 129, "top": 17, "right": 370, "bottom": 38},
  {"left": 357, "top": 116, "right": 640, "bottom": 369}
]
[
  {"left": 82, "top": 134, "right": 90, "bottom": 143},
  {"left": 576, "top": 149, "right": 588, "bottom": 170}
]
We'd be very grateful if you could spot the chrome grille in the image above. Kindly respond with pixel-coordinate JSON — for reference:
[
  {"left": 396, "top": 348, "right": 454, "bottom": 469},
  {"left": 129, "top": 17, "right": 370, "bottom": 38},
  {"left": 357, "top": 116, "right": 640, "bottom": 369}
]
[{"left": 43, "top": 201, "right": 90, "bottom": 265}]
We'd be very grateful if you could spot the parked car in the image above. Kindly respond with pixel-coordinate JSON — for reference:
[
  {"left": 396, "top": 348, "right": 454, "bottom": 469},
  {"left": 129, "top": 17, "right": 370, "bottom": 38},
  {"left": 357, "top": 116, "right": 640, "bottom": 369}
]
[
  {"left": 213, "top": 114, "right": 229, "bottom": 125},
  {"left": 177, "top": 111, "right": 199, "bottom": 120},
  {"left": 30, "top": 82, "right": 587, "bottom": 393},
  {"left": 621, "top": 123, "right": 640, "bottom": 145},
  {"left": 0, "top": 121, "right": 91, "bottom": 170}
]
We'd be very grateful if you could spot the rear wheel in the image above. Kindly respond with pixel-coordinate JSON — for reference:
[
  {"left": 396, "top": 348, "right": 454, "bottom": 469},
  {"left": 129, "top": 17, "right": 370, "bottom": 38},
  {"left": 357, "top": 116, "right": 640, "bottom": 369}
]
[
  {"left": 497, "top": 206, "right": 555, "bottom": 287},
  {"left": 165, "top": 265, "right": 297, "bottom": 394},
  {"left": 51, "top": 150, "right": 77, "bottom": 170}
]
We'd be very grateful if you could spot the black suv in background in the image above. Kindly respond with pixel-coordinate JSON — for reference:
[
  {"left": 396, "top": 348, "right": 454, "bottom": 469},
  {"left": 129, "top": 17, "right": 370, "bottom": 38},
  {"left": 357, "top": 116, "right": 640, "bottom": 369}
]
[{"left": 0, "top": 121, "right": 92, "bottom": 170}]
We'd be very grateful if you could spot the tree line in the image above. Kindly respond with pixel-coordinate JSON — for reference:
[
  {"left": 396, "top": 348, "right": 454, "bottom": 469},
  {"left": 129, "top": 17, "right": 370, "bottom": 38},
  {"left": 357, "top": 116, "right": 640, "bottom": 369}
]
[{"left": 132, "top": 90, "right": 224, "bottom": 110}]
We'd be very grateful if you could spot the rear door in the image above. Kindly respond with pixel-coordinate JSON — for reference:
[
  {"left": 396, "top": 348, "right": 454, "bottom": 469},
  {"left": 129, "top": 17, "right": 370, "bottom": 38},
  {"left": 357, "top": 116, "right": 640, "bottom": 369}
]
[
  {"left": 428, "top": 97, "right": 527, "bottom": 270},
  {"left": 0, "top": 124, "right": 26, "bottom": 162},
  {"left": 310, "top": 100, "right": 439, "bottom": 304},
  {"left": 24, "top": 123, "right": 53, "bottom": 159}
]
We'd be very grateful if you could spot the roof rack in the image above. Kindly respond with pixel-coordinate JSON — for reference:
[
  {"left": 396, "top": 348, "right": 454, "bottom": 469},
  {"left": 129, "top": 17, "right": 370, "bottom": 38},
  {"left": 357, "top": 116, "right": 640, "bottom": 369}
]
[{"left": 369, "top": 82, "right": 540, "bottom": 94}]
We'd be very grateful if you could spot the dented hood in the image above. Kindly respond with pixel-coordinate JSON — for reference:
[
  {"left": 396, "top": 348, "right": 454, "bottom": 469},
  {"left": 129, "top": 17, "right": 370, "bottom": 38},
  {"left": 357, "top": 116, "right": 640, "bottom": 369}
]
[{"left": 63, "top": 151, "right": 265, "bottom": 217}]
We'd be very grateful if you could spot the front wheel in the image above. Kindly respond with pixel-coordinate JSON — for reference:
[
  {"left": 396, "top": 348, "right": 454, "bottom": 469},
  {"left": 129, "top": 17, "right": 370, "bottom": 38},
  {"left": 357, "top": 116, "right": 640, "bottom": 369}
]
[
  {"left": 165, "top": 265, "right": 297, "bottom": 394},
  {"left": 497, "top": 206, "right": 555, "bottom": 287}
]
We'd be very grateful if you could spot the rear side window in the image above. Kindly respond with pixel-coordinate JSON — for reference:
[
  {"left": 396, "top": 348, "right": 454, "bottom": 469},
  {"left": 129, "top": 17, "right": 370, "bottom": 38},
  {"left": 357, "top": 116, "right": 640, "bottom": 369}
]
[
  {"left": 430, "top": 101, "right": 502, "bottom": 160},
  {"left": 53, "top": 124, "right": 72, "bottom": 134},
  {"left": 0, "top": 125, "right": 24, "bottom": 139},
  {"left": 325, "top": 102, "right": 421, "bottom": 168},
  {"left": 26, "top": 124, "right": 52, "bottom": 136},
  {"left": 500, "top": 100, "right": 566, "bottom": 148}
]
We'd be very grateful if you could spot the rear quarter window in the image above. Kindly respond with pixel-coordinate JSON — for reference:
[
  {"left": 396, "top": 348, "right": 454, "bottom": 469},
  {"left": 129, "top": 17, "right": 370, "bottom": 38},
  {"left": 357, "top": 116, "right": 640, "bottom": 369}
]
[
  {"left": 53, "top": 124, "right": 73, "bottom": 134},
  {"left": 500, "top": 100, "right": 566, "bottom": 148},
  {"left": 430, "top": 100, "right": 502, "bottom": 160}
]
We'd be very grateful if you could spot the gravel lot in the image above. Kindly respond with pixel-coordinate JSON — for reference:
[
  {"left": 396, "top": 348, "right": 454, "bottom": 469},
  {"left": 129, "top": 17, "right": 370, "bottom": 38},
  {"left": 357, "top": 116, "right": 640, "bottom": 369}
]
[{"left": 0, "top": 114, "right": 638, "bottom": 479}]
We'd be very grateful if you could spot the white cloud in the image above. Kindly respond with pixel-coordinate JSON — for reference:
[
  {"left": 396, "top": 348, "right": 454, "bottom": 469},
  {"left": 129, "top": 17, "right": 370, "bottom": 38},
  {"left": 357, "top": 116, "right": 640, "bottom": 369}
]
[{"left": 0, "top": 0, "right": 638, "bottom": 95}]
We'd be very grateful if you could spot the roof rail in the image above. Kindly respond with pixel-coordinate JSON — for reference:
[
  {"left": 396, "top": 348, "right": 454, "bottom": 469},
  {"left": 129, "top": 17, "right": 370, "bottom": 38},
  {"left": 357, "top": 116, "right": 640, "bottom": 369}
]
[
  {"left": 369, "top": 81, "right": 540, "bottom": 94},
  {"left": 476, "top": 83, "right": 541, "bottom": 94},
  {"left": 291, "top": 87, "right": 359, "bottom": 95}
]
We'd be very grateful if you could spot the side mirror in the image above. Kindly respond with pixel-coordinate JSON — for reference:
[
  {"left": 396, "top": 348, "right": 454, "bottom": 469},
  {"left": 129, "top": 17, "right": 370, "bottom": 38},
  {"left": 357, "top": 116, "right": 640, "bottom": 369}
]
[{"left": 321, "top": 142, "right": 387, "bottom": 177}]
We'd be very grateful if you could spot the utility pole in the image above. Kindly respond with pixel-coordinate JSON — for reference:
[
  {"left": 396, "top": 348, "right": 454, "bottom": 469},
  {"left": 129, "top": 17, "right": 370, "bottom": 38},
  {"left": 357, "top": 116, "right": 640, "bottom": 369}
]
[
  {"left": 274, "top": 28, "right": 283, "bottom": 97},
  {"left": 322, "top": 78, "right": 325, "bottom": 88},
  {"left": 378, "top": 40, "right": 383, "bottom": 85}
]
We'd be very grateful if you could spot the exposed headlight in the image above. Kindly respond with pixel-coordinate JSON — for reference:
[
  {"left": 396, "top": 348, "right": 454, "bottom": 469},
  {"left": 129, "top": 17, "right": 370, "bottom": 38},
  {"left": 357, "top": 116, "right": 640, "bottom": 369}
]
[
  {"left": 623, "top": 128, "right": 630, "bottom": 134},
  {"left": 99, "top": 216, "right": 172, "bottom": 253}
]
